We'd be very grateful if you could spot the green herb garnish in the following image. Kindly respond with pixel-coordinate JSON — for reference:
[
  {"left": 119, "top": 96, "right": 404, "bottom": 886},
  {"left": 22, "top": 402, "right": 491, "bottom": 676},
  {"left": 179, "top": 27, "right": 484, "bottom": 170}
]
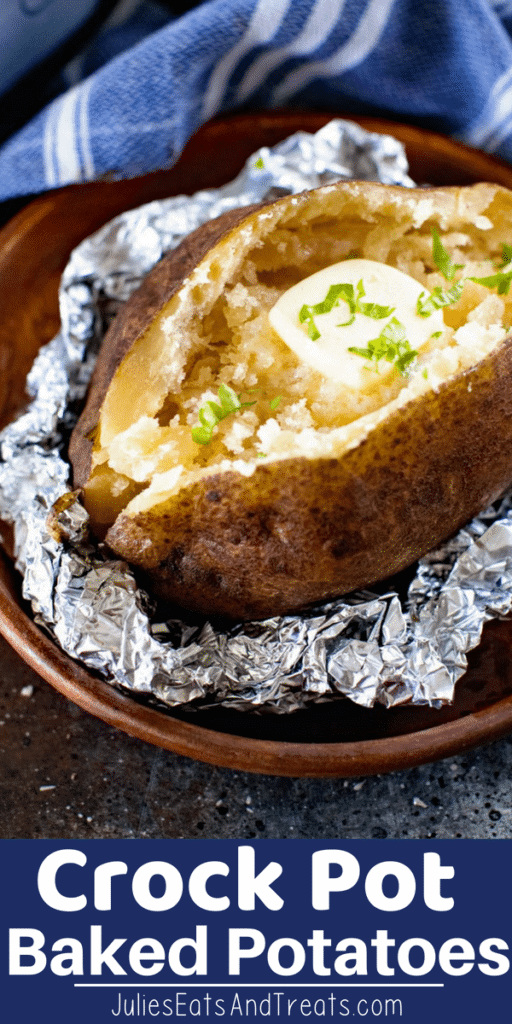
[
  {"left": 192, "top": 384, "right": 254, "bottom": 445},
  {"left": 254, "top": 156, "right": 265, "bottom": 169},
  {"left": 348, "top": 317, "right": 417, "bottom": 375},
  {"left": 469, "top": 269, "right": 512, "bottom": 295},
  {"left": 430, "top": 330, "right": 443, "bottom": 339},
  {"left": 431, "top": 228, "right": 464, "bottom": 281},
  {"left": 299, "top": 283, "right": 356, "bottom": 338},
  {"left": 468, "top": 239, "right": 512, "bottom": 292},
  {"left": 192, "top": 386, "right": 283, "bottom": 445},
  {"left": 299, "top": 279, "right": 395, "bottom": 340},
  {"left": 355, "top": 281, "right": 397, "bottom": 321},
  {"left": 498, "top": 243, "right": 512, "bottom": 268},
  {"left": 417, "top": 281, "right": 464, "bottom": 317}
]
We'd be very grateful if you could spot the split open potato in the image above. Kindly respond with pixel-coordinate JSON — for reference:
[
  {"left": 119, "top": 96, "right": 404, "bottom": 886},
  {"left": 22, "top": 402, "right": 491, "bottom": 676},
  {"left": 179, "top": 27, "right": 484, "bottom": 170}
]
[{"left": 68, "top": 179, "right": 512, "bottom": 619}]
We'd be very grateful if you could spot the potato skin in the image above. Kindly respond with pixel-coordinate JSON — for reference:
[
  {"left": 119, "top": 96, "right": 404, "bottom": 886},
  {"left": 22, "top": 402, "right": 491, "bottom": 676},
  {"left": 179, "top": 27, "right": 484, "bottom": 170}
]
[
  {"left": 105, "top": 334, "right": 512, "bottom": 620},
  {"left": 70, "top": 203, "right": 263, "bottom": 489}
]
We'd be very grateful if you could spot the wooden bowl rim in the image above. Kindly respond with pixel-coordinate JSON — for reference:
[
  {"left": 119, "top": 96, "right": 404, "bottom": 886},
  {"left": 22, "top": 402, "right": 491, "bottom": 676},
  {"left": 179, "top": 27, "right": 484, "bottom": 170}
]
[{"left": 2, "top": 110, "right": 512, "bottom": 777}]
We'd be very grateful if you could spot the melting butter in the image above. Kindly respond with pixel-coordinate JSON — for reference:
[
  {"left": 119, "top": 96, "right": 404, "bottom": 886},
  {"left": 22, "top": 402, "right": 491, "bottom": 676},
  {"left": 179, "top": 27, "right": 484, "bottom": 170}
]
[{"left": 268, "top": 259, "right": 444, "bottom": 389}]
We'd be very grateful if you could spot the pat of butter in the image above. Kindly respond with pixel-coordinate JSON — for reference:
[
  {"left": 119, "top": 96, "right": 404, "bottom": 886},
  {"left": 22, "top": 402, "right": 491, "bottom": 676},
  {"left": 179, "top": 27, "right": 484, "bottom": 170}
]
[{"left": 268, "top": 259, "right": 444, "bottom": 389}]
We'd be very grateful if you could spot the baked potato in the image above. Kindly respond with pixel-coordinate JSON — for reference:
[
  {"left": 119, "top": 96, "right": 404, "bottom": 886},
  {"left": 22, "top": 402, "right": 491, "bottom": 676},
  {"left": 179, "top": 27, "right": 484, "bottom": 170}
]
[{"left": 68, "top": 179, "right": 512, "bottom": 620}]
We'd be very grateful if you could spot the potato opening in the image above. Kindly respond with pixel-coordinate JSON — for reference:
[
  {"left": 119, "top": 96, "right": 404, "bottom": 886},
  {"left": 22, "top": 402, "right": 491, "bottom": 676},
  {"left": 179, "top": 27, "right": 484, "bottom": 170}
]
[{"left": 83, "top": 182, "right": 512, "bottom": 529}]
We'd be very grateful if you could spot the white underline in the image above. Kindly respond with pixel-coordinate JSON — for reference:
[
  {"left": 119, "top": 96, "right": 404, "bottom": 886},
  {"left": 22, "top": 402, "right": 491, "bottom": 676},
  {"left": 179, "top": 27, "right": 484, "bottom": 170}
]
[{"left": 75, "top": 982, "right": 444, "bottom": 988}]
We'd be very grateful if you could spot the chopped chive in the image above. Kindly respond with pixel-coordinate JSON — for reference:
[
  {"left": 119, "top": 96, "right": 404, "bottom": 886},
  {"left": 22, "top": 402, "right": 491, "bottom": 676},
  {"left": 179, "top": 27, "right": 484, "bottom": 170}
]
[
  {"left": 469, "top": 269, "right": 512, "bottom": 296},
  {"left": 192, "top": 384, "right": 242, "bottom": 445},
  {"left": 192, "top": 385, "right": 284, "bottom": 445},
  {"left": 299, "top": 278, "right": 394, "bottom": 340},
  {"left": 217, "top": 383, "right": 241, "bottom": 413},
  {"left": 417, "top": 281, "right": 464, "bottom": 317},
  {"left": 348, "top": 317, "right": 417, "bottom": 376},
  {"left": 498, "top": 243, "right": 512, "bottom": 268},
  {"left": 431, "top": 228, "right": 464, "bottom": 281},
  {"left": 191, "top": 425, "right": 213, "bottom": 445}
]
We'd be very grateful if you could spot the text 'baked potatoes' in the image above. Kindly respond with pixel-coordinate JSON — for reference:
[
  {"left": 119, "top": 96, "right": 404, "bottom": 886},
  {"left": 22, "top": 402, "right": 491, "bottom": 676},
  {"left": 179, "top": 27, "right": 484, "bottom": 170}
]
[{"left": 69, "top": 180, "right": 512, "bottom": 619}]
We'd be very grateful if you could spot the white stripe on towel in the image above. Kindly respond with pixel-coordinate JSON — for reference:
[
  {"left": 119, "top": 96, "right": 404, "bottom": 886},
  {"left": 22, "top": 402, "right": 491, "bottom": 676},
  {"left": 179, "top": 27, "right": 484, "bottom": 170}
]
[
  {"left": 481, "top": 109, "right": 512, "bottom": 152},
  {"left": 77, "top": 77, "right": 95, "bottom": 180},
  {"left": 54, "top": 86, "right": 82, "bottom": 184},
  {"left": 201, "top": 0, "right": 293, "bottom": 122},
  {"left": 43, "top": 101, "right": 59, "bottom": 188},
  {"left": 272, "top": 0, "right": 396, "bottom": 105},
  {"left": 464, "top": 66, "right": 512, "bottom": 148},
  {"left": 235, "top": 0, "right": 346, "bottom": 106},
  {"left": 489, "top": 0, "right": 512, "bottom": 16}
]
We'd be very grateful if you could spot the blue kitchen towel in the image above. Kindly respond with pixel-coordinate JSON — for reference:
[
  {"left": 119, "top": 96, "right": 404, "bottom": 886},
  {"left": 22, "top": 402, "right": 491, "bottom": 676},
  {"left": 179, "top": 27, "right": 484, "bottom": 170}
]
[{"left": 2, "top": 0, "right": 512, "bottom": 201}]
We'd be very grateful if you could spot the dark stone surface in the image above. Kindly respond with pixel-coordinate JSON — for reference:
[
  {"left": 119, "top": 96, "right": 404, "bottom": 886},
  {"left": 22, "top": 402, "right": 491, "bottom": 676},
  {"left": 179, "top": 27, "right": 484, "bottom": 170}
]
[{"left": 1, "top": 633, "right": 512, "bottom": 840}]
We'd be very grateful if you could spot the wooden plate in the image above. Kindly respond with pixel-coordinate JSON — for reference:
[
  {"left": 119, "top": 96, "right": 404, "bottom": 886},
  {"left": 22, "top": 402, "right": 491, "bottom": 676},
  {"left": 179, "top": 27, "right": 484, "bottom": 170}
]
[{"left": 2, "top": 110, "right": 512, "bottom": 777}]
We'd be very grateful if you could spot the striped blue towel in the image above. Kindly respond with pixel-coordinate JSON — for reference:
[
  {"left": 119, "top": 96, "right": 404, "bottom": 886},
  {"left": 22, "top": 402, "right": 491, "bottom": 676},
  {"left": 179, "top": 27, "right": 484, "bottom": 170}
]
[{"left": 2, "top": 0, "right": 512, "bottom": 201}]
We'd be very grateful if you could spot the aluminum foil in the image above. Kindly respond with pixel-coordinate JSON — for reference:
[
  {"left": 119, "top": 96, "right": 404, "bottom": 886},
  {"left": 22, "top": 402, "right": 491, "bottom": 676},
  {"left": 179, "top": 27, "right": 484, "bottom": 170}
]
[{"left": 1, "top": 117, "right": 511, "bottom": 714}]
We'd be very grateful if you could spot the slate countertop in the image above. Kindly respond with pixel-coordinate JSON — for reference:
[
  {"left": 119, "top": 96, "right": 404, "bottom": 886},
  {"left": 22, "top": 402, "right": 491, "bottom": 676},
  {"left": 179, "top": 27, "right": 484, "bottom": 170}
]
[{"left": 1, "top": 631, "right": 511, "bottom": 840}]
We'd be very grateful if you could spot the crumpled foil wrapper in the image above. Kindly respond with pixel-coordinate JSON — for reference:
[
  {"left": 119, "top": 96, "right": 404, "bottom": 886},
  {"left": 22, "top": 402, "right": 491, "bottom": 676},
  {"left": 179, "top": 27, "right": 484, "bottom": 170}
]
[{"left": 1, "top": 117, "right": 512, "bottom": 714}]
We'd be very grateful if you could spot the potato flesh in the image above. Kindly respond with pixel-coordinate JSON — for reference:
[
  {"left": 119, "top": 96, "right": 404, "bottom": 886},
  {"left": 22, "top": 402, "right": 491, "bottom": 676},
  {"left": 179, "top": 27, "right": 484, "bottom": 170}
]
[{"left": 85, "top": 184, "right": 512, "bottom": 528}]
